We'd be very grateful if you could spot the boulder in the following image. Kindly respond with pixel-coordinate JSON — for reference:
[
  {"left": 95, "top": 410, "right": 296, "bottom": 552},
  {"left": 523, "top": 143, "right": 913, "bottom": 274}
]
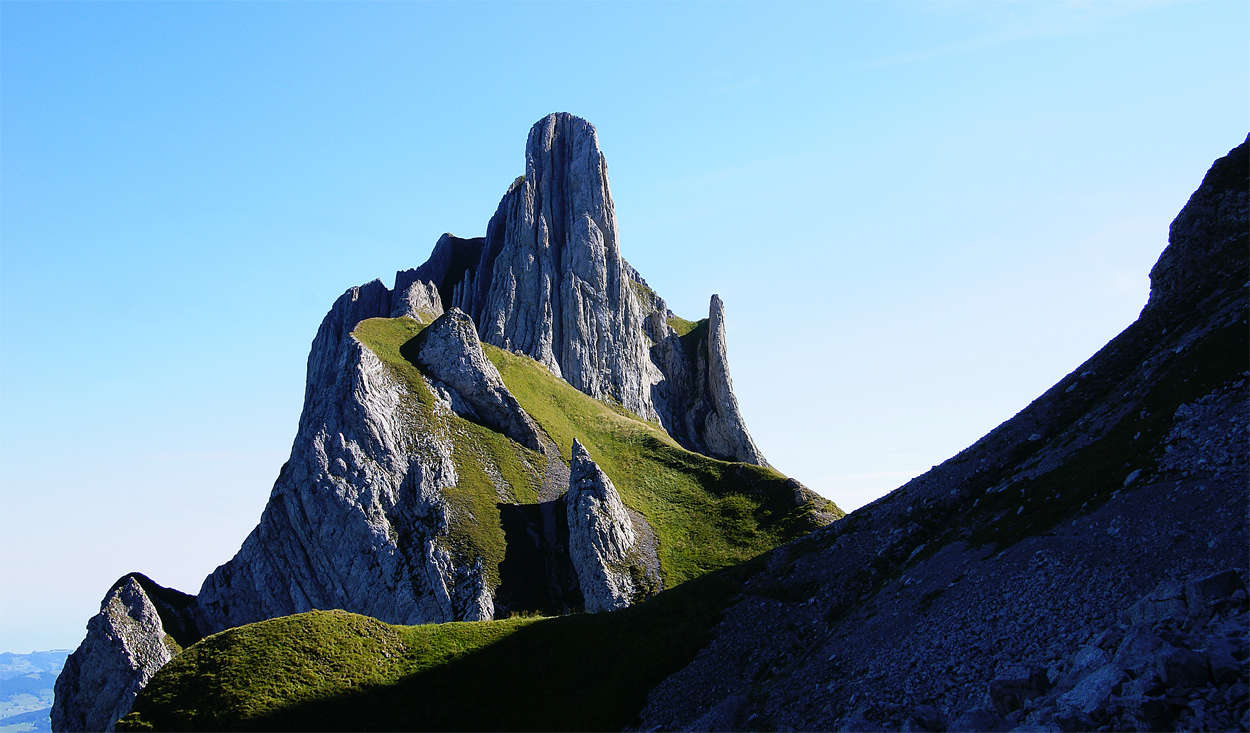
[
  {"left": 1156, "top": 645, "right": 1208, "bottom": 688},
  {"left": 1185, "top": 569, "right": 1246, "bottom": 620},
  {"left": 1127, "top": 579, "right": 1189, "bottom": 626},
  {"left": 414, "top": 308, "right": 544, "bottom": 451},
  {"left": 1057, "top": 663, "right": 1127, "bottom": 714},
  {"left": 1113, "top": 627, "right": 1167, "bottom": 674},
  {"left": 989, "top": 664, "right": 1050, "bottom": 715},
  {"left": 948, "top": 707, "right": 1009, "bottom": 732}
]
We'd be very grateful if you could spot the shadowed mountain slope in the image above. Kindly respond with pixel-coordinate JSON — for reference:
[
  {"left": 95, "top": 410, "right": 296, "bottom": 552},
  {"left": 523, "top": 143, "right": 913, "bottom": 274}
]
[{"left": 116, "top": 137, "right": 1246, "bottom": 732}]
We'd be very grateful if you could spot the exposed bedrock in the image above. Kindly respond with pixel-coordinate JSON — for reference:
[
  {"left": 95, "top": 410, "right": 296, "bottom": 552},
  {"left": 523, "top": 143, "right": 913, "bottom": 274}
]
[
  {"left": 193, "top": 281, "right": 492, "bottom": 636},
  {"left": 52, "top": 575, "right": 196, "bottom": 732},
  {"left": 644, "top": 291, "right": 768, "bottom": 466},
  {"left": 565, "top": 439, "right": 645, "bottom": 613},
  {"left": 389, "top": 276, "right": 442, "bottom": 322},
  {"left": 468, "top": 113, "right": 662, "bottom": 423},
  {"left": 413, "top": 308, "right": 544, "bottom": 452},
  {"left": 395, "top": 114, "right": 768, "bottom": 467}
]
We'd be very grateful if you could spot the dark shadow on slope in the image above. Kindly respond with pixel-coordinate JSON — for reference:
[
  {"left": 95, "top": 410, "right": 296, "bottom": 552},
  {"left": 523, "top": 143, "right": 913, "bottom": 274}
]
[
  {"left": 223, "top": 561, "right": 764, "bottom": 732},
  {"left": 108, "top": 572, "right": 202, "bottom": 648},
  {"left": 494, "top": 500, "right": 583, "bottom": 618}
]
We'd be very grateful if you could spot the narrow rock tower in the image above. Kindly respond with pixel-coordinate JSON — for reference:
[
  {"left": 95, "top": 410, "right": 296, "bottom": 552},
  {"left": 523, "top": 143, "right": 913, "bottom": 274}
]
[{"left": 469, "top": 113, "right": 661, "bottom": 423}]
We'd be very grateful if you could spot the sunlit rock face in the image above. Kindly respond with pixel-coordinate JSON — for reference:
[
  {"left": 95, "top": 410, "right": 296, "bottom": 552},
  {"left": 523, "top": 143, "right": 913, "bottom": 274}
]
[
  {"left": 52, "top": 575, "right": 192, "bottom": 732},
  {"left": 193, "top": 281, "right": 492, "bottom": 637},
  {"left": 565, "top": 438, "right": 638, "bottom": 613},
  {"left": 468, "top": 113, "right": 662, "bottom": 424}
]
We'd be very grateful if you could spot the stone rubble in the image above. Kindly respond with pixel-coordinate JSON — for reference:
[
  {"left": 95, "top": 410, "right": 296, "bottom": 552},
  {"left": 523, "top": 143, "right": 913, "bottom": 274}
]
[{"left": 630, "top": 135, "right": 1248, "bottom": 733}]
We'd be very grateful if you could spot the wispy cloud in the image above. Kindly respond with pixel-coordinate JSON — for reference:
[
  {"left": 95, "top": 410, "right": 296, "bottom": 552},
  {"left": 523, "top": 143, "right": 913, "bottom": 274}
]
[{"left": 867, "top": 0, "right": 1170, "bottom": 69}]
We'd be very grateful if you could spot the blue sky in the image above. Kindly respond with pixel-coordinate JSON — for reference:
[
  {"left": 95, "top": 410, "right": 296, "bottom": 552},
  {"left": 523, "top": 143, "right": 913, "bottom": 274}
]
[{"left": 1, "top": 1, "right": 1246, "bottom": 653}]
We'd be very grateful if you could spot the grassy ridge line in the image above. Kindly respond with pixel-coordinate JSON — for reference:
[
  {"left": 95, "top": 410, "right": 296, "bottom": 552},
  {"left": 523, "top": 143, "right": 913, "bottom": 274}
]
[
  {"left": 114, "top": 315, "right": 842, "bottom": 730},
  {"left": 119, "top": 559, "right": 762, "bottom": 732},
  {"left": 486, "top": 342, "right": 838, "bottom": 586},
  {"left": 358, "top": 315, "right": 839, "bottom": 590}
]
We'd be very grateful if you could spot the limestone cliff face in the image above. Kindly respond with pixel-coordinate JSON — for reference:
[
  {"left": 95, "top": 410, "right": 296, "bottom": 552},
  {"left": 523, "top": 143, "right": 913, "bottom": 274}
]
[
  {"left": 466, "top": 113, "right": 661, "bottom": 423},
  {"left": 52, "top": 576, "right": 193, "bottom": 732},
  {"left": 54, "top": 113, "right": 777, "bottom": 730},
  {"left": 401, "top": 113, "right": 765, "bottom": 466},
  {"left": 193, "top": 281, "right": 491, "bottom": 635}
]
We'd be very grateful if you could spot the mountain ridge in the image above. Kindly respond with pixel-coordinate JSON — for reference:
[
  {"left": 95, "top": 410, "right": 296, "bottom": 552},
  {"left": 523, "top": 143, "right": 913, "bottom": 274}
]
[
  {"left": 110, "top": 133, "right": 1247, "bottom": 733},
  {"left": 51, "top": 113, "right": 835, "bottom": 732}
]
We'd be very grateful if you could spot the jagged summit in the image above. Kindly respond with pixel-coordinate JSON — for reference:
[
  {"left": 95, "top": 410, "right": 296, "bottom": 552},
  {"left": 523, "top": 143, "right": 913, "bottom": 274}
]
[
  {"left": 381, "top": 114, "right": 767, "bottom": 466},
  {"left": 110, "top": 137, "right": 1249, "bottom": 733}
]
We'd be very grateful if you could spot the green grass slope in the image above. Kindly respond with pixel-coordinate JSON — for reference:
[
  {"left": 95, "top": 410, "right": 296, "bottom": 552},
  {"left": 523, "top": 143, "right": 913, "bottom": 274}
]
[
  {"left": 354, "top": 316, "right": 840, "bottom": 591},
  {"left": 351, "top": 317, "right": 547, "bottom": 589},
  {"left": 118, "top": 559, "right": 763, "bottom": 732},
  {"left": 115, "top": 313, "right": 840, "bottom": 731}
]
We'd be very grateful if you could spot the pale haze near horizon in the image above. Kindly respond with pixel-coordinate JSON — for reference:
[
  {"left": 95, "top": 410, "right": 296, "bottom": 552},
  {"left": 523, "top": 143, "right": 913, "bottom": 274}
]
[{"left": 1, "top": 1, "right": 1246, "bottom": 653}]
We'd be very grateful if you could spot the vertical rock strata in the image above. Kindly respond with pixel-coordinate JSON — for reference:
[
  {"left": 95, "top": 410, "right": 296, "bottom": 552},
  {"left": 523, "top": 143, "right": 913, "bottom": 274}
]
[
  {"left": 470, "top": 113, "right": 662, "bottom": 423},
  {"left": 407, "top": 113, "right": 766, "bottom": 466},
  {"left": 642, "top": 288, "right": 768, "bottom": 465},
  {"left": 52, "top": 577, "right": 183, "bottom": 733},
  {"left": 700, "top": 294, "right": 768, "bottom": 465},
  {"left": 565, "top": 439, "right": 639, "bottom": 613},
  {"left": 193, "top": 281, "right": 492, "bottom": 636}
]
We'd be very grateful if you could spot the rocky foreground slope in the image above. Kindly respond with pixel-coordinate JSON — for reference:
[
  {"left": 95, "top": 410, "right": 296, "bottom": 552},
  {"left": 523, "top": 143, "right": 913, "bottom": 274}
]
[
  {"left": 631, "top": 135, "right": 1249, "bottom": 732},
  {"left": 53, "top": 114, "right": 833, "bottom": 732}
]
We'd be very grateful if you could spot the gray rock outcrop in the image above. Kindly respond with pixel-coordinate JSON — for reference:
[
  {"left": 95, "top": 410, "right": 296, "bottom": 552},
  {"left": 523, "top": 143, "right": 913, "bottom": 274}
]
[
  {"left": 643, "top": 290, "right": 768, "bottom": 465},
  {"left": 414, "top": 308, "right": 544, "bottom": 452},
  {"left": 192, "top": 280, "right": 492, "bottom": 635},
  {"left": 55, "top": 114, "right": 784, "bottom": 727},
  {"left": 468, "top": 113, "right": 661, "bottom": 423},
  {"left": 389, "top": 275, "right": 443, "bottom": 322},
  {"left": 565, "top": 439, "right": 638, "bottom": 613},
  {"left": 52, "top": 577, "right": 183, "bottom": 732},
  {"left": 387, "top": 115, "right": 767, "bottom": 468},
  {"left": 394, "top": 233, "right": 484, "bottom": 315},
  {"left": 1146, "top": 132, "right": 1248, "bottom": 316},
  {"left": 701, "top": 294, "right": 766, "bottom": 465}
]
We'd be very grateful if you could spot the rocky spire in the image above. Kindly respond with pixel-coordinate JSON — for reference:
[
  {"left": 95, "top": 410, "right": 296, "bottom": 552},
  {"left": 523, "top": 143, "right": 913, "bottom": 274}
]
[
  {"left": 565, "top": 439, "right": 639, "bottom": 613},
  {"left": 701, "top": 294, "right": 768, "bottom": 465},
  {"left": 641, "top": 289, "right": 769, "bottom": 466},
  {"left": 468, "top": 113, "right": 661, "bottom": 422}
]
